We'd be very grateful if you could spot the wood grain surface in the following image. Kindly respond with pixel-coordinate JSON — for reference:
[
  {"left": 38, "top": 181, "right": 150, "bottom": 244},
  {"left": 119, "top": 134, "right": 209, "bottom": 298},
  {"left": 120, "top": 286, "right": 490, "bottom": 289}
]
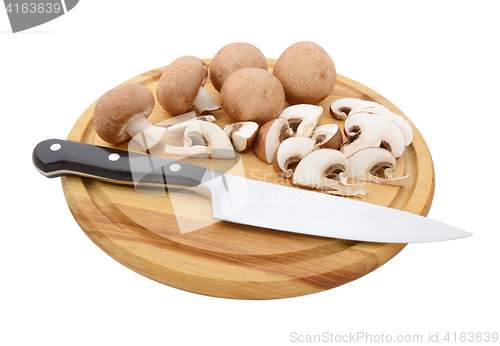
[{"left": 62, "top": 59, "right": 435, "bottom": 299}]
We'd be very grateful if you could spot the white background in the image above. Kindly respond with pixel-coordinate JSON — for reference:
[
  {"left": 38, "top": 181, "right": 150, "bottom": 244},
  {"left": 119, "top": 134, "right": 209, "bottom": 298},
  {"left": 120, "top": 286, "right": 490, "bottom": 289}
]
[{"left": 2, "top": 1, "right": 499, "bottom": 345}]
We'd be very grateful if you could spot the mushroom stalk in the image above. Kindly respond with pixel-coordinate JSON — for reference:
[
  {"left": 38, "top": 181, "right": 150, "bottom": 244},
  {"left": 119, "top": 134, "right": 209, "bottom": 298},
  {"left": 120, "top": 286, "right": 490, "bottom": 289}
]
[
  {"left": 157, "top": 56, "right": 220, "bottom": 116},
  {"left": 92, "top": 83, "right": 165, "bottom": 151},
  {"left": 125, "top": 115, "right": 167, "bottom": 150},
  {"left": 192, "top": 87, "right": 221, "bottom": 115}
]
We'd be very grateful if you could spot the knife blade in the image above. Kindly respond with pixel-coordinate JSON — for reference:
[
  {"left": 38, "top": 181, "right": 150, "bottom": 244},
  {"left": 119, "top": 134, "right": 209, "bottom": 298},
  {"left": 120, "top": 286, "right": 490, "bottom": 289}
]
[{"left": 32, "top": 139, "right": 472, "bottom": 243}]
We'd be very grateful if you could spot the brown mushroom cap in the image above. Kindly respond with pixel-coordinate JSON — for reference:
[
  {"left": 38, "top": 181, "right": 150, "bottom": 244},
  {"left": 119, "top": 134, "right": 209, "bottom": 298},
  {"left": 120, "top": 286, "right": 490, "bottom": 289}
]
[
  {"left": 252, "top": 118, "right": 292, "bottom": 163},
  {"left": 209, "top": 42, "right": 268, "bottom": 92},
  {"left": 157, "top": 56, "right": 208, "bottom": 115},
  {"left": 93, "top": 83, "right": 155, "bottom": 144},
  {"left": 220, "top": 67, "right": 285, "bottom": 125},
  {"left": 273, "top": 41, "right": 336, "bottom": 105}
]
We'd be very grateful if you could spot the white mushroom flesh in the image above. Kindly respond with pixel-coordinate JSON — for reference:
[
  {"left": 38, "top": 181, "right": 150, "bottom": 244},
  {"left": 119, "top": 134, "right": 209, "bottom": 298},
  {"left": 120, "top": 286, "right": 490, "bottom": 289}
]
[
  {"left": 331, "top": 98, "right": 413, "bottom": 146},
  {"left": 310, "top": 124, "right": 342, "bottom": 150},
  {"left": 330, "top": 98, "right": 384, "bottom": 120},
  {"left": 164, "top": 121, "right": 235, "bottom": 158},
  {"left": 192, "top": 86, "right": 221, "bottom": 115},
  {"left": 341, "top": 111, "right": 407, "bottom": 158},
  {"left": 347, "top": 147, "right": 411, "bottom": 186},
  {"left": 125, "top": 114, "right": 167, "bottom": 150},
  {"left": 279, "top": 104, "right": 323, "bottom": 137},
  {"left": 224, "top": 121, "right": 259, "bottom": 152},
  {"left": 256, "top": 118, "right": 293, "bottom": 164},
  {"left": 292, "top": 149, "right": 367, "bottom": 197},
  {"left": 351, "top": 106, "right": 414, "bottom": 146},
  {"left": 274, "top": 137, "right": 315, "bottom": 178},
  {"left": 167, "top": 114, "right": 216, "bottom": 136}
]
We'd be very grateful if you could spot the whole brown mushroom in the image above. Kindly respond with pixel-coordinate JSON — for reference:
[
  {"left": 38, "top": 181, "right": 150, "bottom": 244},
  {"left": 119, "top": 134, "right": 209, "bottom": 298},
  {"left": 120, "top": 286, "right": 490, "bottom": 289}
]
[
  {"left": 93, "top": 83, "right": 166, "bottom": 150},
  {"left": 273, "top": 41, "right": 336, "bottom": 105},
  {"left": 220, "top": 67, "right": 285, "bottom": 125},
  {"left": 157, "top": 56, "right": 220, "bottom": 116},
  {"left": 209, "top": 42, "right": 268, "bottom": 92}
]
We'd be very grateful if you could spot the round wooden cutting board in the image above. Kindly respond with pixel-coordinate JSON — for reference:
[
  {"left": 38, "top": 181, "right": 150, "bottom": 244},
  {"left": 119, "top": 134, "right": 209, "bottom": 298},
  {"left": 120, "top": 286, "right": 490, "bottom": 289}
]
[{"left": 62, "top": 59, "right": 434, "bottom": 299}]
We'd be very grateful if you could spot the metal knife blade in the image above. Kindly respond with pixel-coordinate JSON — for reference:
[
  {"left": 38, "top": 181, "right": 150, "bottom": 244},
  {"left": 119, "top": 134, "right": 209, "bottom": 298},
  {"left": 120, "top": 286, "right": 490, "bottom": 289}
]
[
  {"left": 201, "top": 171, "right": 471, "bottom": 243},
  {"left": 33, "top": 139, "right": 472, "bottom": 243}
]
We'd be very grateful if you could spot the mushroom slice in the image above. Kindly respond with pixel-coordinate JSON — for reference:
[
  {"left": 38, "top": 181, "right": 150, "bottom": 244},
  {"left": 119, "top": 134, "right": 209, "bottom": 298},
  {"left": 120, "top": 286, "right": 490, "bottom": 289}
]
[
  {"left": 310, "top": 124, "right": 342, "bottom": 150},
  {"left": 353, "top": 106, "right": 414, "bottom": 146},
  {"left": 273, "top": 137, "right": 315, "bottom": 178},
  {"left": 341, "top": 111, "right": 407, "bottom": 158},
  {"left": 164, "top": 122, "right": 235, "bottom": 159},
  {"left": 330, "top": 98, "right": 384, "bottom": 120},
  {"left": 157, "top": 56, "right": 221, "bottom": 116},
  {"left": 224, "top": 121, "right": 259, "bottom": 152},
  {"left": 347, "top": 148, "right": 411, "bottom": 186},
  {"left": 253, "top": 118, "right": 293, "bottom": 164},
  {"left": 279, "top": 104, "right": 323, "bottom": 137},
  {"left": 331, "top": 98, "right": 414, "bottom": 146},
  {"left": 93, "top": 83, "right": 166, "bottom": 150},
  {"left": 167, "top": 114, "right": 216, "bottom": 136},
  {"left": 292, "top": 149, "right": 367, "bottom": 197}
]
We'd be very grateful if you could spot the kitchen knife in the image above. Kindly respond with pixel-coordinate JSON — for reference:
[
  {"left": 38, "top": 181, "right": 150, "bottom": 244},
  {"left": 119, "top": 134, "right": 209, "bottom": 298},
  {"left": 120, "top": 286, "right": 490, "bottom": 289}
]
[{"left": 33, "top": 139, "right": 472, "bottom": 243}]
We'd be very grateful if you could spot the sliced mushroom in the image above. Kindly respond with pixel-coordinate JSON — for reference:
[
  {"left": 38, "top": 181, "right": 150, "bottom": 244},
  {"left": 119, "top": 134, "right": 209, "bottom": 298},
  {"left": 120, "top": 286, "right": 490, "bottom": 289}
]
[
  {"left": 292, "top": 149, "right": 367, "bottom": 197},
  {"left": 330, "top": 98, "right": 384, "bottom": 120},
  {"left": 224, "top": 121, "right": 259, "bottom": 152},
  {"left": 278, "top": 104, "right": 322, "bottom": 137},
  {"left": 310, "top": 124, "right": 342, "bottom": 150},
  {"left": 220, "top": 67, "right": 285, "bottom": 125},
  {"left": 273, "top": 41, "right": 336, "bottom": 105},
  {"left": 93, "top": 83, "right": 166, "bottom": 150},
  {"left": 351, "top": 106, "right": 414, "bottom": 146},
  {"left": 273, "top": 137, "right": 315, "bottom": 178},
  {"left": 167, "top": 114, "right": 216, "bottom": 136},
  {"left": 331, "top": 98, "right": 414, "bottom": 146},
  {"left": 347, "top": 147, "right": 411, "bottom": 186},
  {"left": 209, "top": 42, "right": 268, "bottom": 92},
  {"left": 341, "top": 111, "right": 407, "bottom": 158},
  {"left": 164, "top": 121, "right": 235, "bottom": 159},
  {"left": 157, "top": 56, "right": 220, "bottom": 116},
  {"left": 252, "top": 118, "right": 293, "bottom": 164}
]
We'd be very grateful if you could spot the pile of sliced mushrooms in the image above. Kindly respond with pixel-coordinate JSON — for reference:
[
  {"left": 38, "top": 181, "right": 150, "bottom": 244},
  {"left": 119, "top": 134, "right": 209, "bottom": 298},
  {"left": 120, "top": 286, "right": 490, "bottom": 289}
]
[{"left": 92, "top": 41, "right": 413, "bottom": 198}]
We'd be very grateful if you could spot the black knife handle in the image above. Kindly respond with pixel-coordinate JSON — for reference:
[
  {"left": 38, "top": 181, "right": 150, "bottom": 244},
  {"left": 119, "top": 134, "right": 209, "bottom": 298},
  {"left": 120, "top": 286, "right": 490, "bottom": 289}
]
[{"left": 32, "top": 139, "right": 208, "bottom": 187}]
